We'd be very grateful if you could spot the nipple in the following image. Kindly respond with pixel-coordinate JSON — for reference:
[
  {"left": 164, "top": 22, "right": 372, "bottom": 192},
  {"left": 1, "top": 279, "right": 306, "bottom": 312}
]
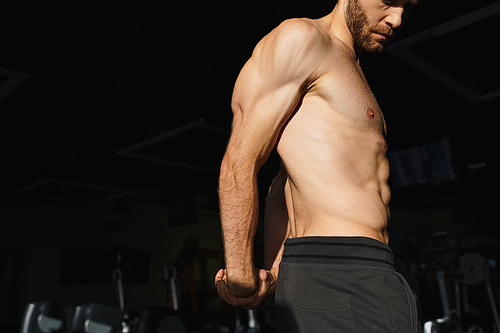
[{"left": 367, "top": 108, "right": 375, "bottom": 119}]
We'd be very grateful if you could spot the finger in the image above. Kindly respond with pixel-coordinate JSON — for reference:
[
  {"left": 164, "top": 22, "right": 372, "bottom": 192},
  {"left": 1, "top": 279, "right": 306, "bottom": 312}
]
[
  {"left": 214, "top": 269, "right": 225, "bottom": 287},
  {"left": 259, "top": 269, "right": 271, "bottom": 282},
  {"left": 259, "top": 269, "right": 268, "bottom": 279},
  {"left": 215, "top": 269, "right": 226, "bottom": 282},
  {"left": 217, "top": 278, "right": 247, "bottom": 305},
  {"left": 239, "top": 269, "right": 274, "bottom": 310},
  {"left": 214, "top": 269, "right": 262, "bottom": 308},
  {"left": 230, "top": 294, "right": 259, "bottom": 308},
  {"left": 242, "top": 294, "right": 263, "bottom": 310},
  {"left": 215, "top": 271, "right": 252, "bottom": 307},
  {"left": 215, "top": 269, "right": 229, "bottom": 292},
  {"left": 218, "top": 283, "right": 259, "bottom": 307},
  {"left": 216, "top": 280, "right": 233, "bottom": 304},
  {"left": 255, "top": 269, "right": 272, "bottom": 293}
]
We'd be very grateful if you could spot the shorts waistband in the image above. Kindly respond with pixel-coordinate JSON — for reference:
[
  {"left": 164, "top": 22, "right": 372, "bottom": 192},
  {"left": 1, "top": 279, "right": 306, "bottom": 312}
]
[{"left": 281, "top": 236, "right": 394, "bottom": 269}]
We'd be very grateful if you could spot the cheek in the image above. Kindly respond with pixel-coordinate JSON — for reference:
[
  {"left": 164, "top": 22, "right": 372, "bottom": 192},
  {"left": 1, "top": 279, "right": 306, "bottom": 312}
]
[{"left": 364, "top": 5, "right": 386, "bottom": 25}]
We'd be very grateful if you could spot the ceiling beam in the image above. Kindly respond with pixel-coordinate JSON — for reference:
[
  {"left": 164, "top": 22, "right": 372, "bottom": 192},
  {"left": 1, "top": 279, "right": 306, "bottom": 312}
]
[
  {"left": 388, "top": 1, "right": 500, "bottom": 51},
  {"left": 388, "top": 2, "right": 500, "bottom": 103},
  {"left": 0, "top": 67, "right": 30, "bottom": 102}
]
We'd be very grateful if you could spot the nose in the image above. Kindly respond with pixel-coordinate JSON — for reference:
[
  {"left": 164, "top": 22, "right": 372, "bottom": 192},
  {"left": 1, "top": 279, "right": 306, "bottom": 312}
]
[{"left": 384, "top": 7, "right": 404, "bottom": 30}]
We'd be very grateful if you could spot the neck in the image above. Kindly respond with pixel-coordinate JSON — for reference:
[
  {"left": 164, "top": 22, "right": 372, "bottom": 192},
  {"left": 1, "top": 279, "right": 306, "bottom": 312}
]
[{"left": 325, "top": 3, "right": 364, "bottom": 60}]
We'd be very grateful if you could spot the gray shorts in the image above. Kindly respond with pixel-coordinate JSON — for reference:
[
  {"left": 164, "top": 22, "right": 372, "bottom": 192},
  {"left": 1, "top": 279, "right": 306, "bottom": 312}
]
[{"left": 274, "top": 236, "right": 421, "bottom": 333}]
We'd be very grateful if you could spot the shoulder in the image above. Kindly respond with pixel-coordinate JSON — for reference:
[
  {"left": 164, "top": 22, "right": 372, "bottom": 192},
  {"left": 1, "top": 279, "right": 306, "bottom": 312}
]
[
  {"left": 273, "top": 18, "right": 324, "bottom": 40},
  {"left": 256, "top": 18, "right": 327, "bottom": 55},
  {"left": 250, "top": 18, "right": 330, "bottom": 74}
]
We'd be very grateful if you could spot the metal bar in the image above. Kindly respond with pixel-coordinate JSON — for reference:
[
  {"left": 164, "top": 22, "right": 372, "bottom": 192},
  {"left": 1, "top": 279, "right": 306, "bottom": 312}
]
[{"left": 437, "top": 269, "right": 451, "bottom": 316}]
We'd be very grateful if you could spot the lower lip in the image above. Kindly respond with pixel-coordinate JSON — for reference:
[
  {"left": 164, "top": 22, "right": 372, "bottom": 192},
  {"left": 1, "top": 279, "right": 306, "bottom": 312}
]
[{"left": 375, "top": 33, "right": 387, "bottom": 40}]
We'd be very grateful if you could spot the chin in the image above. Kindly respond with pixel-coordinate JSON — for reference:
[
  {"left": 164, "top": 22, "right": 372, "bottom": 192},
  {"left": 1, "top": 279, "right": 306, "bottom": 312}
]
[
  {"left": 356, "top": 35, "right": 386, "bottom": 54},
  {"left": 365, "top": 40, "right": 386, "bottom": 54},
  {"left": 367, "top": 45, "right": 385, "bottom": 54},
  {"left": 360, "top": 44, "right": 384, "bottom": 54}
]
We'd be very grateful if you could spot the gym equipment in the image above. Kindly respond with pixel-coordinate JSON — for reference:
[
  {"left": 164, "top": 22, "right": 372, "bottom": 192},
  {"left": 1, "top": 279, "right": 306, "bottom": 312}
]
[
  {"left": 159, "top": 238, "right": 198, "bottom": 312},
  {"left": 423, "top": 310, "right": 462, "bottom": 333},
  {"left": 421, "top": 232, "right": 464, "bottom": 333},
  {"left": 67, "top": 303, "right": 123, "bottom": 333},
  {"left": 112, "top": 252, "right": 127, "bottom": 312},
  {"left": 246, "top": 309, "right": 260, "bottom": 333},
  {"left": 135, "top": 308, "right": 188, "bottom": 333},
  {"left": 459, "top": 253, "right": 500, "bottom": 333},
  {"left": 234, "top": 308, "right": 261, "bottom": 333},
  {"left": 19, "top": 302, "right": 74, "bottom": 333},
  {"left": 422, "top": 270, "right": 463, "bottom": 333},
  {"left": 165, "top": 265, "right": 181, "bottom": 311},
  {"left": 151, "top": 239, "right": 199, "bottom": 333},
  {"left": 422, "top": 250, "right": 500, "bottom": 333},
  {"left": 111, "top": 251, "right": 135, "bottom": 333}
]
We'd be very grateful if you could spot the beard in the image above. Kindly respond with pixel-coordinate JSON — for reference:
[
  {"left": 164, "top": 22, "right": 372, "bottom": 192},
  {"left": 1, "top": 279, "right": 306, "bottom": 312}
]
[{"left": 346, "top": 0, "right": 386, "bottom": 54}]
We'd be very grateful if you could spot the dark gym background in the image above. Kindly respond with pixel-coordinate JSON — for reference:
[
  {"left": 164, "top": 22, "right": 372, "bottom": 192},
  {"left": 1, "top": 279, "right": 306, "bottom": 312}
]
[{"left": 1, "top": 0, "right": 499, "bottom": 332}]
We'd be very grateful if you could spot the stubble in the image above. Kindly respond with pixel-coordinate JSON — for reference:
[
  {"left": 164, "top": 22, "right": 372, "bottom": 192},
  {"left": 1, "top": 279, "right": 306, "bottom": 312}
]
[{"left": 345, "top": 0, "right": 385, "bottom": 54}]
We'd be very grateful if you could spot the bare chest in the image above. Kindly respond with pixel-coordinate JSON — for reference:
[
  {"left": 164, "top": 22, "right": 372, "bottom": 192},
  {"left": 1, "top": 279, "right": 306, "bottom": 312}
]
[{"left": 308, "top": 58, "right": 387, "bottom": 136}]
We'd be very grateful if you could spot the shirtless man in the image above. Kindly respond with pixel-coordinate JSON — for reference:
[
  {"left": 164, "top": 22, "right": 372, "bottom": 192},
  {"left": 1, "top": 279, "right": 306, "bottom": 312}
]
[{"left": 215, "top": 0, "right": 420, "bottom": 331}]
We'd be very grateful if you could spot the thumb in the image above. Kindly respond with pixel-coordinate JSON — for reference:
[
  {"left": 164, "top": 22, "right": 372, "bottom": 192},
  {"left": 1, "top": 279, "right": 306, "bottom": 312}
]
[{"left": 258, "top": 269, "right": 273, "bottom": 283}]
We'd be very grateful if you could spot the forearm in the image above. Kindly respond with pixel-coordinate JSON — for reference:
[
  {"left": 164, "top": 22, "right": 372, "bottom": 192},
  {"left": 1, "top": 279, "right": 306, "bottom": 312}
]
[{"left": 219, "top": 159, "right": 260, "bottom": 296}]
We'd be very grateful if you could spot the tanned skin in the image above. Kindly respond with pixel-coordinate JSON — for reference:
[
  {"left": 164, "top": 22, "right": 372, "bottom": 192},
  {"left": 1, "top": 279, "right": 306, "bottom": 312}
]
[{"left": 215, "top": 0, "right": 419, "bottom": 310}]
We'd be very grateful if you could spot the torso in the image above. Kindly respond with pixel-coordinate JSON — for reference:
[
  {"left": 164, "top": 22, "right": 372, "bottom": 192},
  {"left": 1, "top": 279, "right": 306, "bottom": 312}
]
[{"left": 276, "top": 18, "right": 391, "bottom": 244}]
